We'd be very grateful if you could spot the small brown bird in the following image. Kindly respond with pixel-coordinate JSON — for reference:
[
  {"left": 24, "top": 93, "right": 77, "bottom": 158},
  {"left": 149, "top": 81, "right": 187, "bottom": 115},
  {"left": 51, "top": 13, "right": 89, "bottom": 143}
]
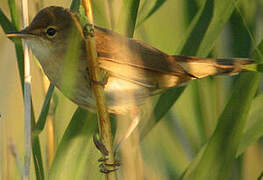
[{"left": 7, "top": 6, "right": 259, "bottom": 114}]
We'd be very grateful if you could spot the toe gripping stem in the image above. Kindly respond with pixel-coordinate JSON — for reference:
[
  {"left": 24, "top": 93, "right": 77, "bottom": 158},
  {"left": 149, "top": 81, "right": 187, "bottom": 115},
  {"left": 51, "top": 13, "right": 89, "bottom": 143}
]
[{"left": 93, "top": 134, "right": 120, "bottom": 174}]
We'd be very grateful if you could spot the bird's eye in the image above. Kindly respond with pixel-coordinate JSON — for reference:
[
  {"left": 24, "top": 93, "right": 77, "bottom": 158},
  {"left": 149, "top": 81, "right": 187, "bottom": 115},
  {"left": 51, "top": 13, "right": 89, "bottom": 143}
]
[{"left": 46, "top": 27, "right": 57, "bottom": 37}]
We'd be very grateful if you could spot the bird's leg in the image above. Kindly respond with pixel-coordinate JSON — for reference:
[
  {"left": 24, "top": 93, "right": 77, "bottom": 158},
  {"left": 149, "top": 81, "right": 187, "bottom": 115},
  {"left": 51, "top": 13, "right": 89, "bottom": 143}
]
[
  {"left": 93, "top": 134, "right": 109, "bottom": 156},
  {"left": 114, "top": 107, "right": 141, "bottom": 155},
  {"left": 113, "top": 107, "right": 143, "bottom": 178},
  {"left": 93, "top": 107, "right": 141, "bottom": 173}
]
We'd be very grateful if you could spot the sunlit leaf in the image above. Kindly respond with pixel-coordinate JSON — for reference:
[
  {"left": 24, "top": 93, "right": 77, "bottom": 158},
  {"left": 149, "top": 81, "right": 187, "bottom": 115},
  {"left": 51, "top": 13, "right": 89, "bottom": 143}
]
[
  {"left": 49, "top": 108, "right": 99, "bottom": 180},
  {"left": 8, "top": 0, "right": 19, "bottom": 29},
  {"left": 115, "top": 0, "right": 141, "bottom": 37},
  {"left": 34, "top": 84, "right": 55, "bottom": 134},
  {"left": 141, "top": 0, "right": 239, "bottom": 140},
  {"left": 181, "top": 40, "right": 263, "bottom": 180},
  {"left": 0, "top": 8, "right": 24, "bottom": 90},
  {"left": 70, "top": 0, "right": 80, "bottom": 13},
  {"left": 0, "top": 8, "right": 16, "bottom": 32},
  {"left": 136, "top": 0, "right": 167, "bottom": 28},
  {"left": 236, "top": 90, "right": 263, "bottom": 157}
]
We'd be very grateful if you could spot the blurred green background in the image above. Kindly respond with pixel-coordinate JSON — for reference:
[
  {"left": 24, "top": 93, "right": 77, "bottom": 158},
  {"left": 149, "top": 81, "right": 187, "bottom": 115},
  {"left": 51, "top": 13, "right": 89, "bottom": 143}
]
[{"left": 1, "top": 0, "right": 263, "bottom": 179}]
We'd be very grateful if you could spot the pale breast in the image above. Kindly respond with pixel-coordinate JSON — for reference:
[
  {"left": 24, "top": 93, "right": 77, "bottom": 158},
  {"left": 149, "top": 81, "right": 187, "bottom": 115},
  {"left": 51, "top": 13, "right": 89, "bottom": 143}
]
[{"left": 26, "top": 36, "right": 151, "bottom": 114}]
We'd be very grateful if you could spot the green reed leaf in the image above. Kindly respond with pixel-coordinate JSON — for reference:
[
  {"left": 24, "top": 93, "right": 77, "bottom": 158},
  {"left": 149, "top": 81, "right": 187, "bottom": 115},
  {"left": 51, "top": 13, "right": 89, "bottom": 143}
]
[
  {"left": 141, "top": 0, "right": 239, "bottom": 140},
  {"left": 34, "top": 84, "right": 55, "bottom": 134},
  {"left": 136, "top": 0, "right": 167, "bottom": 28},
  {"left": 49, "top": 108, "right": 98, "bottom": 180},
  {"left": 0, "top": 8, "right": 24, "bottom": 90},
  {"left": 70, "top": 0, "right": 80, "bottom": 13},
  {"left": 116, "top": 0, "right": 141, "bottom": 37},
  {"left": 181, "top": 40, "right": 263, "bottom": 180}
]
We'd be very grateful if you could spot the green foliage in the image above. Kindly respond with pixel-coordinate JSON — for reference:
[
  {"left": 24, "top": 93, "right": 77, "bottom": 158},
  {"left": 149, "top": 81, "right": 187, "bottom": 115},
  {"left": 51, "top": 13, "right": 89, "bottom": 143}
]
[
  {"left": 182, "top": 72, "right": 261, "bottom": 179},
  {"left": 237, "top": 93, "right": 263, "bottom": 156},
  {"left": 115, "top": 0, "right": 141, "bottom": 37},
  {"left": 0, "top": 8, "right": 24, "bottom": 89},
  {"left": 8, "top": 0, "right": 19, "bottom": 28},
  {"left": 34, "top": 84, "right": 55, "bottom": 134},
  {"left": 70, "top": 0, "right": 80, "bottom": 13},
  {"left": 0, "top": 8, "right": 16, "bottom": 32},
  {"left": 141, "top": 0, "right": 239, "bottom": 139},
  {"left": 49, "top": 108, "right": 98, "bottom": 180},
  {"left": 1, "top": 0, "right": 263, "bottom": 179},
  {"left": 136, "top": 0, "right": 167, "bottom": 28},
  {"left": 0, "top": 4, "right": 45, "bottom": 180}
]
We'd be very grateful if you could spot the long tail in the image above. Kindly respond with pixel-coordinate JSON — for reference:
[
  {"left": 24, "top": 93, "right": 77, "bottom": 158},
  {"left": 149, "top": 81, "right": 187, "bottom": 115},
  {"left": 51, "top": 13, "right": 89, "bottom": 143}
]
[{"left": 173, "top": 55, "right": 263, "bottom": 79}]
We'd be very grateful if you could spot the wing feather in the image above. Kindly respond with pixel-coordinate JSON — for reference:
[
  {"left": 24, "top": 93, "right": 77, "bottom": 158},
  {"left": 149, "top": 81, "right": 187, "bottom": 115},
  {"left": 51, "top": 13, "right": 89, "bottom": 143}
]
[{"left": 94, "top": 26, "right": 191, "bottom": 89}]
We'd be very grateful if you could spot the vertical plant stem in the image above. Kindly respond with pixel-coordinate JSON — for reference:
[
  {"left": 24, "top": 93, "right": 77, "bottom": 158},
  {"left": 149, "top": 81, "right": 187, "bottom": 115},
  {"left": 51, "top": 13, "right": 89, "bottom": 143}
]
[
  {"left": 21, "top": 0, "right": 32, "bottom": 179},
  {"left": 81, "top": 0, "right": 117, "bottom": 179}
]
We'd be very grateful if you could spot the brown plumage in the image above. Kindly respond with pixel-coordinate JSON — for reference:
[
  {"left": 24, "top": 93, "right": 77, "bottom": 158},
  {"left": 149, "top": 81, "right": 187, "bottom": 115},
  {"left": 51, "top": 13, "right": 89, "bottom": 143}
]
[{"left": 7, "top": 6, "right": 258, "bottom": 113}]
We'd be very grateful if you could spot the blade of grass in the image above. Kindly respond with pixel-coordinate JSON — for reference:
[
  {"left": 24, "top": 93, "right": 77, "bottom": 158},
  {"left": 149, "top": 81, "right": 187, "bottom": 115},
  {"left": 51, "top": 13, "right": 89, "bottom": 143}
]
[
  {"left": 182, "top": 73, "right": 261, "bottom": 180},
  {"left": 0, "top": 8, "right": 24, "bottom": 90},
  {"left": 257, "top": 171, "right": 263, "bottom": 180},
  {"left": 106, "top": 0, "right": 115, "bottom": 29},
  {"left": 140, "top": 0, "right": 239, "bottom": 140},
  {"left": 48, "top": 108, "right": 98, "bottom": 180},
  {"left": 178, "top": 0, "right": 239, "bottom": 56},
  {"left": 184, "top": 0, "right": 199, "bottom": 25},
  {"left": 115, "top": 0, "right": 141, "bottom": 37},
  {"left": 140, "top": 87, "right": 184, "bottom": 139},
  {"left": 236, "top": 94, "right": 263, "bottom": 156},
  {"left": 136, "top": 0, "right": 167, "bottom": 28},
  {"left": 229, "top": 10, "right": 252, "bottom": 57},
  {"left": 34, "top": 84, "right": 55, "bottom": 134},
  {"left": 13, "top": 43, "right": 25, "bottom": 91},
  {"left": 8, "top": 0, "right": 19, "bottom": 29},
  {"left": 70, "top": 0, "right": 81, "bottom": 13},
  {"left": 0, "top": 9, "right": 16, "bottom": 32},
  {"left": 91, "top": 1, "right": 111, "bottom": 28},
  {"left": 181, "top": 40, "right": 263, "bottom": 180},
  {"left": 32, "top": 128, "right": 45, "bottom": 180},
  {"left": 190, "top": 80, "right": 209, "bottom": 142},
  {"left": 236, "top": 59, "right": 263, "bottom": 157},
  {"left": 1, "top": 6, "right": 44, "bottom": 180}
]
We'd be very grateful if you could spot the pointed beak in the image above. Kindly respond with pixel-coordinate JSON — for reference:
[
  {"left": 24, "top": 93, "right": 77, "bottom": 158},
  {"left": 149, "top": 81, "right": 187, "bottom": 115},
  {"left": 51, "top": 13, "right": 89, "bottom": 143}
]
[{"left": 6, "top": 29, "right": 36, "bottom": 39}]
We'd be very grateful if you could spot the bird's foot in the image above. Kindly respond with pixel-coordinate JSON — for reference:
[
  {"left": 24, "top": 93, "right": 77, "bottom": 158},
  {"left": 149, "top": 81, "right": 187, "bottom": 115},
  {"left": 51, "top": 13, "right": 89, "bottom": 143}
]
[
  {"left": 93, "top": 134, "right": 120, "bottom": 174},
  {"left": 98, "top": 157, "right": 121, "bottom": 174}
]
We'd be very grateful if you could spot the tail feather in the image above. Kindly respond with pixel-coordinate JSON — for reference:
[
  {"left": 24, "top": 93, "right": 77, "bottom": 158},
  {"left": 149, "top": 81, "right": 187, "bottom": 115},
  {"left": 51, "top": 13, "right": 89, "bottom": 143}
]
[
  {"left": 172, "top": 55, "right": 261, "bottom": 79},
  {"left": 242, "top": 63, "right": 263, "bottom": 72}
]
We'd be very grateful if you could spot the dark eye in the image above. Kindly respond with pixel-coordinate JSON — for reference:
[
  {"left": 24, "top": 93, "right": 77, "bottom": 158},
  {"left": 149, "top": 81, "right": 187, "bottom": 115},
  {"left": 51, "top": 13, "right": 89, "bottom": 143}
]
[{"left": 46, "top": 27, "right": 57, "bottom": 37}]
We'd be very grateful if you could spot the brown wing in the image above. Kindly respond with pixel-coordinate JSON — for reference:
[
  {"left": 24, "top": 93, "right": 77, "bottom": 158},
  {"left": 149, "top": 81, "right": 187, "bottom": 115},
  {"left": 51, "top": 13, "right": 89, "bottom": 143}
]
[{"left": 94, "top": 26, "right": 192, "bottom": 89}]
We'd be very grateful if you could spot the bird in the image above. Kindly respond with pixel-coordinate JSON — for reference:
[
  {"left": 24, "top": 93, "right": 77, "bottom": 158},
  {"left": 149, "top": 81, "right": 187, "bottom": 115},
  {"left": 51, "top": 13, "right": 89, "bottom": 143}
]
[{"left": 6, "top": 6, "right": 261, "bottom": 115}]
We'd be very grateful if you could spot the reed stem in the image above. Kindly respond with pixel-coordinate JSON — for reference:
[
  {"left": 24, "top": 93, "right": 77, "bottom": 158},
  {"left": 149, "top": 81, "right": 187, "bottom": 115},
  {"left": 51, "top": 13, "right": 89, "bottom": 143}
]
[{"left": 81, "top": 0, "right": 117, "bottom": 179}]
